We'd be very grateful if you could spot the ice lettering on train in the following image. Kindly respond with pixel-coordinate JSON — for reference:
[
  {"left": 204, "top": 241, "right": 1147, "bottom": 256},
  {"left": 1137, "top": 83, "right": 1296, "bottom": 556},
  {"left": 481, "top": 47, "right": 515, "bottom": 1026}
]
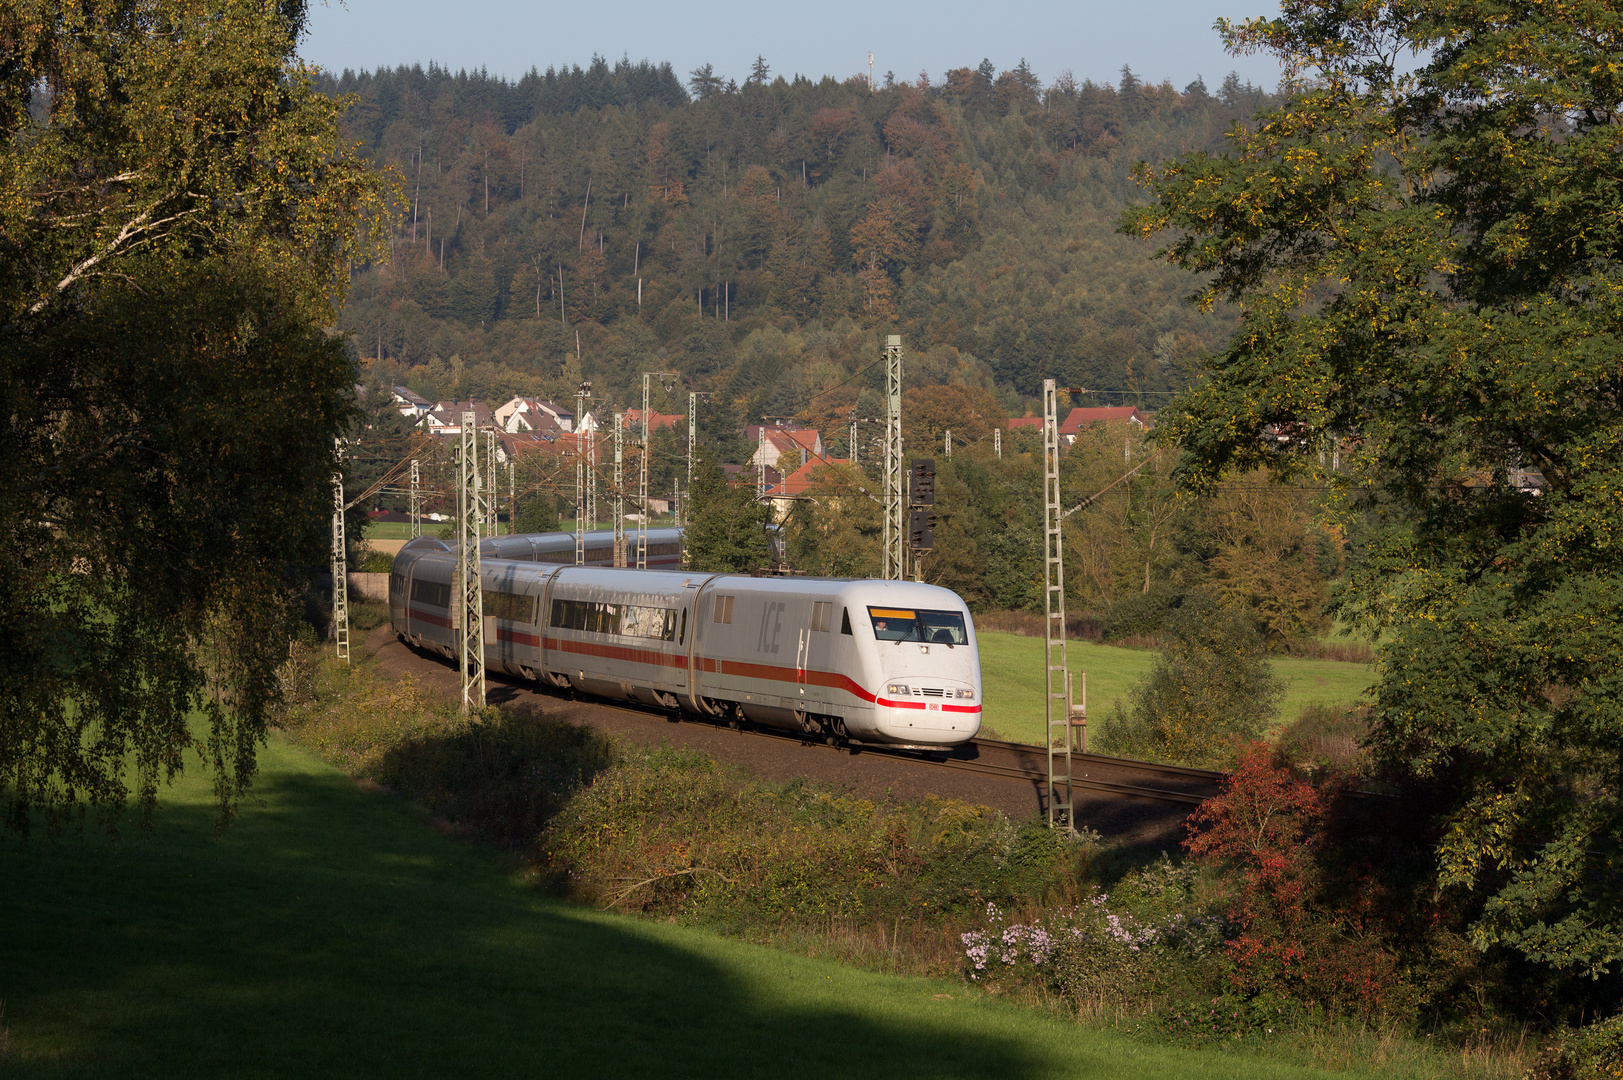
[{"left": 757, "top": 601, "right": 785, "bottom": 654}]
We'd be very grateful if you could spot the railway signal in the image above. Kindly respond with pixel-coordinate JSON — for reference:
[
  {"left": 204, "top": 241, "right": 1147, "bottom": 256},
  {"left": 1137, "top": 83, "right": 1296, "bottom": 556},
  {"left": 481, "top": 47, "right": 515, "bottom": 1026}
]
[
  {"left": 908, "top": 458, "right": 935, "bottom": 506},
  {"left": 907, "top": 508, "right": 934, "bottom": 552}
]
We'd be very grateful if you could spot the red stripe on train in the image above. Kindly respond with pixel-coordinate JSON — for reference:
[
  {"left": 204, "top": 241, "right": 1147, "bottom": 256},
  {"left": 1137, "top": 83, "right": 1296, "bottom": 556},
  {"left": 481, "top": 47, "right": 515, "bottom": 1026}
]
[{"left": 423, "top": 625, "right": 982, "bottom": 715}]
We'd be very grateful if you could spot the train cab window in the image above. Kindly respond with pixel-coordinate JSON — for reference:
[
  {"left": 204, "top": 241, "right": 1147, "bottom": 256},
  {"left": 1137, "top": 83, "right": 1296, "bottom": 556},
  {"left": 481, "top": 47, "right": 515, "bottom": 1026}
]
[
  {"left": 867, "top": 606, "right": 968, "bottom": 645},
  {"left": 389, "top": 572, "right": 405, "bottom": 598},
  {"left": 810, "top": 601, "right": 833, "bottom": 632},
  {"left": 713, "top": 595, "right": 734, "bottom": 624},
  {"left": 840, "top": 608, "right": 852, "bottom": 635}
]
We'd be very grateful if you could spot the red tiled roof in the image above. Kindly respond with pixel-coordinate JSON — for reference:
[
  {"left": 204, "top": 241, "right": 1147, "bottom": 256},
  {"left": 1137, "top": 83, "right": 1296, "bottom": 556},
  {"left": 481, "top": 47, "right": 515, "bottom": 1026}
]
[
  {"left": 624, "top": 408, "right": 684, "bottom": 432},
  {"left": 1058, "top": 407, "right": 1148, "bottom": 435},
  {"left": 767, "top": 458, "right": 853, "bottom": 497}
]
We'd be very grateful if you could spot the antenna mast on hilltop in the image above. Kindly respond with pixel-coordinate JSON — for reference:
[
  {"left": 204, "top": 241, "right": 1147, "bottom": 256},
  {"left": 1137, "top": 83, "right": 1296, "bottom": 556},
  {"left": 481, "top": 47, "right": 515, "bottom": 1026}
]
[{"left": 868, "top": 52, "right": 875, "bottom": 91}]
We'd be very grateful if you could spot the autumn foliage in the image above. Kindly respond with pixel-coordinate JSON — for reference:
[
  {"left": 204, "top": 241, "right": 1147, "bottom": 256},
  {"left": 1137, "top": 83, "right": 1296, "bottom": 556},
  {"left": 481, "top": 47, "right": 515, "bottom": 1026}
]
[{"left": 1185, "top": 743, "right": 1407, "bottom": 1019}]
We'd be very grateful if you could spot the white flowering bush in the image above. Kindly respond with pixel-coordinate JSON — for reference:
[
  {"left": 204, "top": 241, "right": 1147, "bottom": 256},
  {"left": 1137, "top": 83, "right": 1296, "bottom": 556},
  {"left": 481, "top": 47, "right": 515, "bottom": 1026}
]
[{"left": 960, "top": 857, "right": 1227, "bottom": 1006}]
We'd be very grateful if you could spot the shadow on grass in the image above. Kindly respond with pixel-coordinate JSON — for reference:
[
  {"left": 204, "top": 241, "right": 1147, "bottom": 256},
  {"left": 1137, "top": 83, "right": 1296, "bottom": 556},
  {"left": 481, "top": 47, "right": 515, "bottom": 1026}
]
[{"left": 1, "top": 748, "right": 1064, "bottom": 1080}]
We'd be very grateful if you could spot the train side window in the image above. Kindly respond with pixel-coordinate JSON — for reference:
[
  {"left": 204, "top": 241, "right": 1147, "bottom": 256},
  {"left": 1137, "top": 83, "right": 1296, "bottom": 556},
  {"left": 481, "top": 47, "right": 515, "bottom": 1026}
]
[
  {"left": 389, "top": 572, "right": 405, "bottom": 597},
  {"left": 713, "top": 595, "right": 734, "bottom": 624},
  {"left": 840, "top": 608, "right": 852, "bottom": 635},
  {"left": 810, "top": 601, "right": 832, "bottom": 632},
  {"left": 411, "top": 579, "right": 450, "bottom": 608},
  {"left": 482, "top": 590, "right": 536, "bottom": 623}
]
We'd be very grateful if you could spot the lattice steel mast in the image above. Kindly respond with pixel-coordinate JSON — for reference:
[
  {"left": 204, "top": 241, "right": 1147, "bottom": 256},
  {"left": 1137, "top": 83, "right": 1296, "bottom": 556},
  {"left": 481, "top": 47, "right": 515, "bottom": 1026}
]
[
  {"left": 686, "top": 391, "right": 697, "bottom": 527},
  {"left": 1042, "top": 380, "right": 1072, "bottom": 831},
  {"left": 574, "top": 382, "right": 591, "bottom": 564},
  {"left": 331, "top": 438, "right": 349, "bottom": 664},
  {"left": 486, "top": 427, "right": 498, "bottom": 535},
  {"left": 408, "top": 457, "right": 421, "bottom": 537},
  {"left": 638, "top": 372, "right": 677, "bottom": 568},
  {"left": 612, "top": 410, "right": 627, "bottom": 567},
  {"left": 882, "top": 335, "right": 904, "bottom": 580},
  {"left": 457, "top": 411, "right": 485, "bottom": 712}
]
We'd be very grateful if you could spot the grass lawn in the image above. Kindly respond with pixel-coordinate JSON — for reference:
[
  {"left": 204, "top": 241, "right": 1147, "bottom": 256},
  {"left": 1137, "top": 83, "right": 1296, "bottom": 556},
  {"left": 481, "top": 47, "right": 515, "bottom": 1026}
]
[
  {"left": 977, "top": 631, "right": 1374, "bottom": 747},
  {"left": 0, "top": 732, "right": 1368, "bottom": 1079},
  {"left": 362, "top": 520, "right": 417, "bottom": 539}
]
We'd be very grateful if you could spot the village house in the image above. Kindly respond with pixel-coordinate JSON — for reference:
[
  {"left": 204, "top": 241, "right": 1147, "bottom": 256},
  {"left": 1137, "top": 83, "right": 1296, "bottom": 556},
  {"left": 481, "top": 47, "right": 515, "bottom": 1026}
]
[
  {"left": 1057, "top": 406, "right": 1151, "bottom": 447},
  {"left": 494, "top": 396, "right": 574, "bottom": 433},
  {"left": 764, "top": 458, "right": 853, "bottom": 519},
  {"left": 390, "top": 386, "right": 432, "bottom": 419},
  {"left": 746, "top": 425, "right": 824, "bottom": 472},
  {"left": 422, "top": 400, "right": 497, "bottom": 436}
]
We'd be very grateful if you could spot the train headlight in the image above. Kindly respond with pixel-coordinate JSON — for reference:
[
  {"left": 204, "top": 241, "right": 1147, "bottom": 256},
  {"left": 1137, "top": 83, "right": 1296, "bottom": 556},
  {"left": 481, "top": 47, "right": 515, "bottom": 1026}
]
[
  {"left": 955, "top": 689, "right": 975, "bottom": 700},
  {"left": 886, "top": 684, "right": 910, "bottom": 695}
]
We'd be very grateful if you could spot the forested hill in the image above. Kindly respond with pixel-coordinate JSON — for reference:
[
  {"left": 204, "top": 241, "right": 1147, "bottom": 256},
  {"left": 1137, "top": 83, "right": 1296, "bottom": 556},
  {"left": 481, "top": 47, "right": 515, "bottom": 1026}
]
[{"left": 326, "top": 58, "right": 1275, "bottom": 431}]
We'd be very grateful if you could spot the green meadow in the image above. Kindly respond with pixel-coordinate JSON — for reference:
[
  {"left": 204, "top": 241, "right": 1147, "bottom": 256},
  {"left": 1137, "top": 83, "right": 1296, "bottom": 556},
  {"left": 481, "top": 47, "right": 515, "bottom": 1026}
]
[
  {"left": 0, "top": 730, "right": 1372, "bottom": 1079},
  {"left": 976, "top": 631, "right": 1374, "bottom": 746}
]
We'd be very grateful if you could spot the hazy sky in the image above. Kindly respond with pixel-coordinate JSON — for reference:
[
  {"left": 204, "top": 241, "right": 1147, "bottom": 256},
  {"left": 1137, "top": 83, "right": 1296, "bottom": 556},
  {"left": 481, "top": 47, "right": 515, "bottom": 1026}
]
[{"left": 300, "top": 0, "right": 1283, "bottom": 93}]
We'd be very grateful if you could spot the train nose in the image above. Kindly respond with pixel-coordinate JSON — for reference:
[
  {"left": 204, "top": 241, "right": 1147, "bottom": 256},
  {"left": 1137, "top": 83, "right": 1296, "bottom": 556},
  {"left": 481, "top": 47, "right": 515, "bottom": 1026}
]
[{"left": 874, "top": 680, "right": 981, "bottom": 742}]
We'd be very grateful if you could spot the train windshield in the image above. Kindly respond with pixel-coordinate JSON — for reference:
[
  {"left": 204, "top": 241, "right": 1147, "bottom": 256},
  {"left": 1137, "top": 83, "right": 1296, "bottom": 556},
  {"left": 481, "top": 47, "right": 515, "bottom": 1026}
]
[{"left": 867, "top": 607, "right": 968, "bottom": 645}]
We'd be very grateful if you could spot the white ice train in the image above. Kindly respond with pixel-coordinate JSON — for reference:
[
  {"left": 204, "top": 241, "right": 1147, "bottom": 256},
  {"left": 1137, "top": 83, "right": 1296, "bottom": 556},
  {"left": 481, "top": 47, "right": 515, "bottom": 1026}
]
[{"left": 388, "top": 534, "right": 982, "bottom": 749}]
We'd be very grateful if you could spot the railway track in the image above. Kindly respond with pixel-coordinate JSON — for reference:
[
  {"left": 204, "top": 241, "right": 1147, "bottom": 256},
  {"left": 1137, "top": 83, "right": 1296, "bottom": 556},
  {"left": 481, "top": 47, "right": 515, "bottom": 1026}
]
[
  {"left": 425, "top": 644, "right": 1227, "bottom": 811},
  {"left": 603, "top": 705, "right": 1224, "bottom": 808},
  {"left": 943, "top": 738, "right": 1223, "bottom": 806}
]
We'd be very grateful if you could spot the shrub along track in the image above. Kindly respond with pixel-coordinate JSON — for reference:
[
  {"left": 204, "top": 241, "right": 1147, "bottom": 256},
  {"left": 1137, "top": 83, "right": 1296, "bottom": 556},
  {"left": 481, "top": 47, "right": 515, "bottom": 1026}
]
[{"left": 364, "top": 625, "right": 1201, "bottom": 848}]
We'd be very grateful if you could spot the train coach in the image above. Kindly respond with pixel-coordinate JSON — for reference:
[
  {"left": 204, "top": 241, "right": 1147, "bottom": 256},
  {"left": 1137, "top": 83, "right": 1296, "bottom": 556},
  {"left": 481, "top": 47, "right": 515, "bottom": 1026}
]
[
  {"left": 388, "top": 536, "right": 982, "bottom": 750},
  {"left": 478, "top": 527, "right": 683, "bottom": 567}
]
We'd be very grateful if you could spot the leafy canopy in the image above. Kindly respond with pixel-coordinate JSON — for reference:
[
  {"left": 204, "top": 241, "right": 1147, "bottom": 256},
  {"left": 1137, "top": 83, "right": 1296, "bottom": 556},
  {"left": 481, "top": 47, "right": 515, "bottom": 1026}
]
[
  {"left": 682, "top": 450, "right": 772, "bottom": 573},
  {"left": 0, "top": 0, "right": 392, "bottom": 831},
  {"left": 1126, "top": 1, "right": 1623, "bottom": 975},
  {"left": 1098, "top": 601, "right": 1282, "bottom": 769}
]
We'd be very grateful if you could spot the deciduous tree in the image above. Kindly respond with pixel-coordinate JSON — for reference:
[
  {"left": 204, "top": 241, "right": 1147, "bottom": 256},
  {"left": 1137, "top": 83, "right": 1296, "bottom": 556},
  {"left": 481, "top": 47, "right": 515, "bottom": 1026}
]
[
  {"left": 1127, "top": 1, "right": 1623, "bottom": 975},
  {"left": 0, "top": 0, "right": 391, "bottom": 831},
  {"left": 683, "top": 451, "right": 772, "bottom": 573}
]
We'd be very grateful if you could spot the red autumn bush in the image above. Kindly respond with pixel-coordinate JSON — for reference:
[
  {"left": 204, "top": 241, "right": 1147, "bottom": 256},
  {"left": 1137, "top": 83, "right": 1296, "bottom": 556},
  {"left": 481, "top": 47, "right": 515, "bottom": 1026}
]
[{"left": 1185, "top": 742, "right": 1410, "bottom": 1019}]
